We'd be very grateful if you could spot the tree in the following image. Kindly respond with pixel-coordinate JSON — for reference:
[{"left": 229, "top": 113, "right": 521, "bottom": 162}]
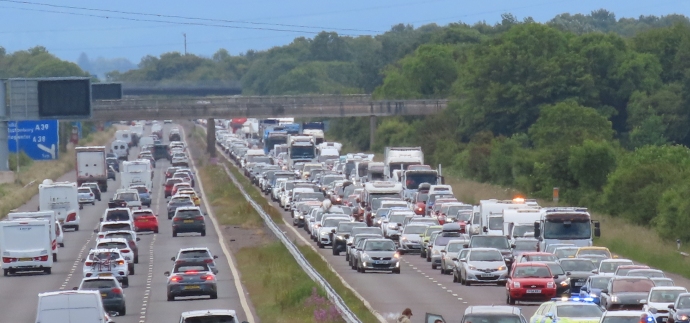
[{"left": 528, "top": 101, "right": 614, "bottom": 149}]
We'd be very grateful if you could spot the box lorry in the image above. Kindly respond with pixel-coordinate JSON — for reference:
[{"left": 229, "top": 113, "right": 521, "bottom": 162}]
[
  {"left": 1, "top": 218, "right": 53, "bottom": 275},
  {"left": 384, "top": 147, "right": 424, "bottom": 180},
  {"left": 39, "top": 180, "right": 80, "bottom": 231},
  {"left": 7, "top": 211, "right": 59, "bottom": 261},
  {"left": 76, "top": 146, "right": 108, "bottom": 192}
]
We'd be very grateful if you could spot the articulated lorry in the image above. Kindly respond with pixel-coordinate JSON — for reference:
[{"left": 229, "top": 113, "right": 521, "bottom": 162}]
[{"left": 287, "top": 135, "right": 317, "bottom": 169}]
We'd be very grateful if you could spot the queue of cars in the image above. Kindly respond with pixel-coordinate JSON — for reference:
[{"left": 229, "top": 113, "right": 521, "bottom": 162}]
[{"left": 209, "top": 118, "right": 686, "bottom": 323}]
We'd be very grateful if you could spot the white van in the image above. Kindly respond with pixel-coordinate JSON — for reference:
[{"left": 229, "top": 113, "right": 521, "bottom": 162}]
[
  {"left": 428, "top": 185, "right": 453, "bottom": 195},
  {"left": 110, "top": 140, "right": 128, "bottom": 160},
  {"left": 7, "top": 211, "right": 59, "bottom": 261},
  {"left": 39, "top": 180, "right": 80, "bottom": 231},
  {"left": 35, "top": 290, "right": 112, "bottom": 323},
  {"left": 0, "top": 218, "right": 53, "bottom": 275},
  {"left": 115, "top": 129, "right": 132, "bottom": 147}
]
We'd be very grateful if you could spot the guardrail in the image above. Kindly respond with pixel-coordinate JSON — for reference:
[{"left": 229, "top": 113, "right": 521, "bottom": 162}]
[{"left": 218, "top": 163, "right": 363, "bottom": 323}]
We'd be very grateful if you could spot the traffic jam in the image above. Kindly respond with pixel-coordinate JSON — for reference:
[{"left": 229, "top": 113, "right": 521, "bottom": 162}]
[
  {"left": 1, "top": 121, "right": 247, "bottom": 323},
  {"left": 212, "top": 117, "right": 689, "bottom": 323}
]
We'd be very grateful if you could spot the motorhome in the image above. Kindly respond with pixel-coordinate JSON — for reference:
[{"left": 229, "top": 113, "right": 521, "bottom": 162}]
[
  {"left": 383, "top": 147, "right": 424, "bottom": 180},
  {"left": 479, "top": 198, "right": 539, "bottom": 236},
  {"left": 39, "top": 180, "right": 80, "bottom": 231}
]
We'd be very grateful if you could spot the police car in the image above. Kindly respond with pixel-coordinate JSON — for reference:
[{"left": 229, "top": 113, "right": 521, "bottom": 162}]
[{"left": 530, "top": 297, "right": 604, "bottom": 323}]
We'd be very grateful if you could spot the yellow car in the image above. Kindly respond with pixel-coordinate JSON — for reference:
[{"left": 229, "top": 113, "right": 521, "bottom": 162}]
[
  {"left": 575, "top": 247, "right": 615, "bottom": 259},
  {"left": 177, "top": 189, "right": 201, "bottom": 206}
]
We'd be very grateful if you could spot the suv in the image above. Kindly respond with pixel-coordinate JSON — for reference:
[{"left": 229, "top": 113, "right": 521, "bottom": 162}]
[
  {"left": 179, "top": 310, "right": 248, "bottom": 323},
  {"left": 172, "top": 247, "right": 219, "bottom": 274},
  {"left": 459, "top": 306, "right": 527, "bottom": 323},
  {"left": 76, "top": 276, "right": 126, "bottom": 316},
  {"left": 172, "top": 206, "right": 206, "bottom": 237}
]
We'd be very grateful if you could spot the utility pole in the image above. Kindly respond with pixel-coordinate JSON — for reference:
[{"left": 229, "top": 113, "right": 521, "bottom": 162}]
[{"left": 183, "top": 33, "right": 187, "bottom": 55}]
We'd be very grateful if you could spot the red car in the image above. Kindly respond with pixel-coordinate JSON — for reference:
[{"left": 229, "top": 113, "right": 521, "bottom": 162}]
[
  {"left": 164, "top": 178, "right": 183, "bottom": 198},
  {"left": 506, "top": 262, "right": 557, "bottom": 304},
  {"left": 133, "top": 209, "right": 159, "bottom": 233},
  {"left": 513, "top": 252, "right": 560, "bottom": 270}
]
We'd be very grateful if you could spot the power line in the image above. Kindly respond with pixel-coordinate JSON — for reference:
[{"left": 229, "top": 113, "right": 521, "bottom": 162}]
[
  {"left": 0, "top": 0, "right": 384, "bottom": 33},
  {"left": 0, "top": 24, "right": 175, "bottom": 34},
  {"left": 0, "top": 5, "right": 366, "bottom": 36}
]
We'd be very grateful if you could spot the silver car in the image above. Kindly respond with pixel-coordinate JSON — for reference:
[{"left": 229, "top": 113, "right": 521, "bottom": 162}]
[
  {"left": 165, "top": 262, "right": 217, "bottom": 301},
  {"left": 355, "top": 239, "right": 401, "bottom": 274},
  {"left": 457, "top": 248, "right": 509, "bottom": 285},
  {"left": 440, "top": 240, "right": 468, "bottom": 275},
  {"left": 399, "top": 223, "right": 430, "bottom": 254}
]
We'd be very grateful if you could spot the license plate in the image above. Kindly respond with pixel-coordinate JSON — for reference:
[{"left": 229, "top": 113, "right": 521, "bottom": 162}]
[
  {"left": 101, "top": 293, "right": 107, "bottom": 297},
  {"left": 375, "top": 261, "right": 388, "bottom": 265},
  {"left": 139, "top": 219, "right": 147, "bottom": 222},
  {"left": 526, "top": 289, "right": 541, "bottom": 293},
  {"left": 19, "top": 258, "right": 32, "bottom": 261},
  {"left": 99, "top": 273, "right": 113, "bottom": 277},
  {"left": 575, "top": 282, "right": 584, "bottom": 286},
  {"left": 661, "top": 318, "right": 668, "bottom": 322},
  {"left": 183, "top": 285, "right": 200, "bottom": 290},
  {"left": 184, "top": 220, "right": 194, "bottom": 223},
  {"left": 481, "top": 273, "right": 494, "bottom": 277}
]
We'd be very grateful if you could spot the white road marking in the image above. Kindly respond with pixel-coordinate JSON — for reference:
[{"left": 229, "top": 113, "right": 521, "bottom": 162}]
[
  {"left": 60, "top": 232, "right": 94, "bottom": 290},
  {"left": 182, "top": 125, "right": 256, "bottom": 323}
]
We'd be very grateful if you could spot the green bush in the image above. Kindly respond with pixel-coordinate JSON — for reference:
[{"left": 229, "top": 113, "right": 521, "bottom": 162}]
[
  {"left": 9, "top": 152, "right": 32, "bottom": 172},
  {"left": 655, "top": 182, "right": 690, "bottom": 241}
]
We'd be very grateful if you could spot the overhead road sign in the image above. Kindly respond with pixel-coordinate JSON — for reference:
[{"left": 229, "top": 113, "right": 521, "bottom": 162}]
[
  {"left": 92, "top": 83, "right": 122, "bottom": 100},
  {"left": 8, "top": 120, "right": 59, "bottom": 160},
  {"left": 3, "top": 77, "right": 92, "bottom": 120}
]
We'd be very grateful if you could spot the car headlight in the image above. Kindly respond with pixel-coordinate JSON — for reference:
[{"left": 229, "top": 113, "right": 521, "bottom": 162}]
[
  {"left": 560, "top": 278, "right": 570, "bottom": 287},
  {"left": 547, "top": 282, "right": 555, "bottom": 288},
  {"left": 513, "top": 281, "right": 521, "bottom": 288},
  {"left": 678, "top": 315, "right": 689, "bottom": 321},
  {"left": 299, "top": 215, "right": 304, "bottom": 219},
  {"left": 468, "top": 265, "right": 476, "bottom": 270},
  {"left": 610, "top": 295, "right": 619, "bottom": 303},
  {"left": 589, "top": 293, "right": 598, "bottom": 298},
  {"left": 336, "top": 235, "right": 345, "bottom": 240},
  {"left": 401, "top": 237, "right": 408, "bottom": 241},
  {"left": 497, "top": 265, "right": 506, "bottom": 271},
  {"left": 320, "top": 232, "right": 328, "bottom": 235},
  {"left": 432, "top": 250, "right": 439, "bottom": 255},
  {"left": 362, "top": 253, "right": 370, "bottom": 260}
]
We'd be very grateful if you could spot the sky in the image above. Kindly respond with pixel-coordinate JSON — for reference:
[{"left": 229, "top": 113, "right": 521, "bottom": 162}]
[{"left": 1, "top": 0, "right": 690, "bottom": 65}]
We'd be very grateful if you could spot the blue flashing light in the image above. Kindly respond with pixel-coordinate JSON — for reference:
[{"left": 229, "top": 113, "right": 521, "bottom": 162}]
[{"left": 551, "top": 297, "right": 595, "bottom": 303}]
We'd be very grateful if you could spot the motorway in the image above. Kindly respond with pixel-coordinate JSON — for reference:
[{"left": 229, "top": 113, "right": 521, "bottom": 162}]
[
  {"left": 199, "top": 122, "right": 690, "bottom": 323},
  {"left": 0, "top": 123, "right": 252, "bottom": 323}
]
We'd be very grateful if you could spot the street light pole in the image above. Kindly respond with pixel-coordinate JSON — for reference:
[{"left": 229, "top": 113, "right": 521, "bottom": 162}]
[{"left": 183, "top": 33, "right": 187, "bottom": 55}]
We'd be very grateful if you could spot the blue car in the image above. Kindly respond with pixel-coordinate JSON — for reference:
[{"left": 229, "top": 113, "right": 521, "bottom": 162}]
[
  {"left": 132, "top": 185, "right": 152, "bottom": 207},
  {"left": 578, "top": 275, "right": 613, "bottom": 305}
]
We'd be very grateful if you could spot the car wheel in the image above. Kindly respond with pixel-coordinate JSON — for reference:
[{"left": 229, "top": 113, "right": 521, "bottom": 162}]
[
  {"left": 3, "top": 269, "right": 7, "bottom": 276},
  {"left": 122, "top": 278, "right": 129, "bottom": 287},
  {"left": 92, "top": 202, "right": 95, "bottom": 206},
  {"left": 129, "top": 266, "right": 135, "bottom": 275},
  {"left": 420, "top": 250, "right": 425, "bottom": 258},
  {"left": 332, "top": 248, "right": 339, "bottom": 256},
  {"left": 134, "top": 256, "right": 139, "bottom": 264},
  {"left": 172, "top": 231, "right": 177, "bottom": 237},
  {"left": 393, "top": 269, "right": 400, "bottom": 274},
  {"left": 452, "top": 272, "right": 458, "bottom": 283},
  {"left": 53, "top": 254, "right": 57, "bottom": 262},
  {"left": 210, "top": 293, "right": 218, "bottom": 299},
  {"left": 201, "top": 230, "right": 206, "bottom": 237},
  {"left": 44, "top": 267, "right": 51, "bottom": 274},
  {"left": 432, "top": 263, "right": 437, "bottom": 270},
  {"left": 167, "top": 294, "right": 174, "bottom": 301},
  {"left": 345, "top": 254, "right": 349, "bottom": 261},
  {"left": 426, "top": 253, "right": 431, "bottom": 262},
  {"left": 154, "top": 228, "right": 159, "bottom": 234},
  {"left": 317, "top": 241, "right": 323, "bottom": 249},
  {"left": 119, "top": 307, "right": 126, "bottom": 316},
  {"left": 74, "top": 226, "right": 79, "bottom": 231}
]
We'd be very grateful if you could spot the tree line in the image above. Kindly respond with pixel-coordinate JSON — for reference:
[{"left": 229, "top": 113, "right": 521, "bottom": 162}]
[{"left": 4, "top": 9, "right": 690, "bottom": 240}]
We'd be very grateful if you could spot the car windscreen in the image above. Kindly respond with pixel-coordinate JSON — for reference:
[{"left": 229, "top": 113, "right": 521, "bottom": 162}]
[
  {"left": 337, "top": 222, "right": 364, "bottom": 233},
  {"left": 512, "top": 266, "right": 552, "bottom": 278},
  {"left": 600, "top": 261, "right": 633, "bottom": 273},
  {"left": 560, "top": 260, "right": 596, "bottom": 272},
  {"left": 556, "top": 305, "right": 603, "bottom": 318},
  {"left": 364, "top": 241, "right": 396, "bottom": 251},
  {"left": 446, "top": 243, "right": 465, "bottom": 253},
  {"left": 351, "top": 228, "right": 382, "bottom": 236},
  {"left": 579, "top": 249, "right": 611, "bottom": 257},
  {"left": 676, "top": 296, "right": 690, "bottom": 309},
  {"left": 388, "top": 214, "right": 406, "bottom": 224},
  {"left": 555, "top": 248, "right": 579, "bottom": 258},
  {"left": 469, "top": 250, "right": 503, "bottom": 261},
  {"left": 545, "top": 263, "right": 565, "bottom": 275},
  {"left": 296, "top": 193, "right": 325, "bottom": 201},
  {"left": 403, "top": 226, "right": 427, "bottom": 234},
  {"left": 591, "top": 277, "right": 612, "bottom": 289},
  {"left": 526, "top": 255, "right": 558, "bottom": 262},
  {"left": 183, "top": 315, "right": 236, "bottom": 323},
  {"left": 462, "top": 315, "right": 522, "bottom": 323},
  {"left": 649, "top": 290, "right": 685, "bottom": 303},
  {"left": 611, "top": 279, "right": 655, "bottom": 293},
  {"left": 628, "top": 270, "right": 665, "bottom": 278},
  {"left": 80, "top": 279, "right": 117, "bottom": 290},
  {"left": 323, "top": 219, "right": 346, "bottom": 227},
  {"left": 434, "top": 237, "right": 463, "bottom": 246},
  {"left": 471, "top": 236, "right": 510, "bottom": 249}
]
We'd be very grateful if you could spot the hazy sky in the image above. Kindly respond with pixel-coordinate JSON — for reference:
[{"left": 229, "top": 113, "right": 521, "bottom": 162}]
[{"left": 1, "top": 0, "right": 689, "bottom": 65}]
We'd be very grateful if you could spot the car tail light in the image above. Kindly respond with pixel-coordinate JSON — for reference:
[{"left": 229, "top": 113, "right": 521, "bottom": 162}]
[
  {"left": 170, "top": 275, "right": 182, "bottom": 282},
  {"left": 52, "top": 240, "right": 57, "bottom": 250},
  {"left": 85, "top": 261, "right": 93, "bottom": 266},
  {"left": 34, "top": 255, "right": 49, "bottom": 261},
  {"left": 90, "top": 193, "right": 93, "bottom": 197},
  {"left": 194, "top": 216, "right": 204, "bottom": 221},
  {"left": 200, "top": 275, "right": 214, "bottom": 281},
  {"left": 86, "top": 273, "right": 92, "bottom": 277},
  {"left": 66, "top": 212, "right": 77, "bottom": 222},
  {"left": 120, "top": 249, "right": 131, "bottom": 254},
  {"left": 174, "top": 218, "right": 183, "bottom": 222},
  {"left": 111, "top": 288, "right": 123, "bottom": 295},
  {"left": 117, "top": 260, "right": 125, "bottom": 265},
  {"left": 547, "top": 282, "right": 555, "bottom": 288},
  {"left": 204, "top": 259, "right": 213, "bottom": 263},
  {"left": 2, "top": 257, "right": 16, "bottom": 263}
]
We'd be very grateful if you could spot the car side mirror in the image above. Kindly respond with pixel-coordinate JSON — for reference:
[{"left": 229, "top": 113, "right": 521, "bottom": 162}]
[
  {"left": 669, "top": 304, "right": 675, "bottom": 309},
  {"left": 463, "top": 244, "right": 469, "bottom": 248},
  {"left": 452, "top": 258, "right": 458, "bottom": 262},
  {"left": 213, "top": 255, "right": 218, "bottom": 259},
  {"left": 602, "top": 289, "right": 608, "bottom": 294},
  {"left": 510, "top": 244, "right": 516, "bottom": 249},
  {"left": 72, "top": 287, "right": 78, "bottom": 290},
  {"left": 164, "top": 271, "right": 170, "bottom": 276},
  {"left": 640, "top": 299, "right": 648, "bottom": 304},
  {"left": 553, "top": 275, "right": 559, "bottom": 279},
  {"left": 460, "top": 258, "right": 467, "bottom": 262},
  {"left": 482, "top": 226, "right": 488, "bottom": 233},
  {"left": 545, "top": 313, "right": 554, "bottom": 319},
  {"left": 591, "top": 269, "right": 598, "bottom": 274},
  {"left": 331, "top": 229, "right": 336, "bottom": 233},
  {"left": 136, "top": 237, "right": 141, "bottom": 241},
  {"left": 566, "top": 272, "right": 571, "bottom": 276}
]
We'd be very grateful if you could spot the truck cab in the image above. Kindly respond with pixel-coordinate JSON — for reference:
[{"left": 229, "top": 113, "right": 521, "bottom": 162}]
[{"left": 533, "top": 207, "right": 601, "bottom": 252}]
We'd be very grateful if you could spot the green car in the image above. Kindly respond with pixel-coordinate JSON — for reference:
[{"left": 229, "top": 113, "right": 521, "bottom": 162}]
[{"left": 420, "top": 225, "right": 442, "bottom": 259}]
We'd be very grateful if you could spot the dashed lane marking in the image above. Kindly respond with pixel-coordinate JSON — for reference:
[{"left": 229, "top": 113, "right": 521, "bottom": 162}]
[
  {"left": 60, "top": 232, "right": 94, "bottom": 290},
  {"left": 138, "top": 234, "right": 156, "bottom": 323}
]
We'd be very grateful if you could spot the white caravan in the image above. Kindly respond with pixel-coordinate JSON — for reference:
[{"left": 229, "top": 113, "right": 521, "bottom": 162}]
[{"left": 0, "top": 218, "right": 53, "bottom": 275}]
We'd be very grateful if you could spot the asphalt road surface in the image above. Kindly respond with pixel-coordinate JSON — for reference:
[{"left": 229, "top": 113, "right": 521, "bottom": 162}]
[{"left": 0, "top": 124, "right": 251, "bottom": 323}]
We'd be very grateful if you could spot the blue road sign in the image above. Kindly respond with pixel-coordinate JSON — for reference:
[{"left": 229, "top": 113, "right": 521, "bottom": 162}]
[{"left": 8, "top": 120, "right": 59, "bottom": 160}]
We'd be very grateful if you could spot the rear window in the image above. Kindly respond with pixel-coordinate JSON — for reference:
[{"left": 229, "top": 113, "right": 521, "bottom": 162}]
[
  {"left": 176, "top": 209, "right": 201, "bottom": 217},
  {"left": 106, "top": 211, "right": 130, "bottom": 221},
  {"left": 80, "top": 279, "right": 117, "bottom": 290},
  {"left": 183, "top": 315, "right": 236, "bottom": 323},
  {"left": 78, "top": 188, "right": 91, "bottom": 193},
  {"left": 180, "top": 250, "right": 211, "bottom": 259},
  {"left": 133, "top": 187, "right": 148, "bottom": 193},
  {"left": 117, "top": 193, "right": 138, "bottom": 201},
  {"left": 133, "top": 212, "right": 153, "bottom": 219},
  {"left": 89, "top": 252, "right": 120, "bottom": 260},
  {"left": 102, "top": 224, "right": 131, "bottom": 231},
  {"left": 174, "top": 264, "right": 210, "bottom": 272},
  {"left": 97, "top": 242, "right": 128, "bottom": 249},
  {"left": 104, "top": 233, "right": 132, "bottom": 241}
]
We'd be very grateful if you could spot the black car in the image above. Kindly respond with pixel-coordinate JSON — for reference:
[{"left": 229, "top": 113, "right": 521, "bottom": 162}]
[
  {"left": 107, "top": 166, "right": 117, "bottom": 181},
  {"left": 76, "top": 277, "right": 126, "bottom": 316},
  {"left": 81, "top": 182, "right": 102, "bottom": 201},
  {"left": 106, "top": 157, "right": 119, "bottom": 172},
  {"left": 668, "top": 292, "right": 690, "bottom": 323},
  {"left": 153, "top": 144, "right": 170, "bottom": 160},
  {"left": 171, "top": 207, "right": 206, "bottom": 237}
]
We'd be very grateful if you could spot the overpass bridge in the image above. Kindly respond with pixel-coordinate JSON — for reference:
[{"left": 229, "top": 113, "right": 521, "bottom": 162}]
[{"left": 92, "top": 94, "right": 449, "bottom": 152}]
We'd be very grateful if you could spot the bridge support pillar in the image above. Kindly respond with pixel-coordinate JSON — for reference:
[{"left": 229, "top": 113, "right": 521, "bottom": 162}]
[
  {"left": 369, "top": 115, "right": 377, "bottom": 150},
  {"left": 206, "top": 118, "right": 216, "bottom": 158}
]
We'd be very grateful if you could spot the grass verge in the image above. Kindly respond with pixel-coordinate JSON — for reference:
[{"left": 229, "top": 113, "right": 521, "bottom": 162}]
[
  {"left": 444, "top": 176, "right": 690, "bottom": 278},
  {"left": 0, "top": 127, "right": 116, "bottom": 217},
  {"left": 198, "top": 164, "right": 264, "bottom": 229}
]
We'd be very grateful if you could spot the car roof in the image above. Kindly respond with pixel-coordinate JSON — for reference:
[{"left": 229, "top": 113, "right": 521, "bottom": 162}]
[
  {"left": 176, "top": 206, "right": 200, "bottom": 211},
  {"left": 629, "top": 269, "right": 663, "bottom": 273},
  {"left": 132, "top": 209, "right": 154, "bottom": 214},
  {"left": 469, "top": 248, "right": 502, "bottom": 252},
  {"left": 90, "top": 248, "right": 122, "bottom": 254},
  {"left": 179, "top": 247, "right": 211, "bottom": 252},
  {"left": 103, "top": 230, "right": 135, "bottom": 236},
  {"left": 464, "top": 306, "right": 521, "bottom": 315},
  {"left": 601, "top": 258, "right": 632, "bottom": 263},
  {"left": 521, "top": 252, "right": 554, "bottom": 256},
  {"left": 96, "top": 237, "right": 128, "bottom": 243},
  {"left": 180, "top": 309, "right": 237, "bottom": 318},
  {"left": 650, "top": 286, "right": 686, "bottom": 291},
  {"left": 613, "top": 276, "right": 652, "bottom": 281},
  {"left": 106, "top": 207, "right": 131, "bottom": 212},
  {"left": 514, "top": 262, "right": 550, "bottom": 267},
  {"left": 363, "top": 238, "right": 393, "bottom": 243},
  {"left": 101, "top": 221, "right": 132, "bottom": 225},
  {"left": 81, "top": 276, "right": 118, "bottom": 282}
]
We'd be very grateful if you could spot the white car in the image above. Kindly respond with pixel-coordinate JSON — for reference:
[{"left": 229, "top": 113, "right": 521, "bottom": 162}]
[
  {"left": 595, "top": 258, "right": 634, "bottom": 276},
  {"left": 77, "top": 187, "right": 96, "bottom": 206},
  {"left": 113, "top": 189, "right": 142, "bottom": 209},
  {"left": 83, "top": 248, "right": 130, "bottom": 287},
  {"left": 179, "top": 309, "right": 245, "bottom": 323},
  {"left": 171, "top": 152, "right": 189, "bottom": 167},
  {"left": 643, "top": 286, "right": 688, "bottom": 314},
  {"left": 316, "top": 215, "right": 350, "bottom": 248},
  {"left": 94, "top": 237, "right": 136, "bottom": 274}
]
